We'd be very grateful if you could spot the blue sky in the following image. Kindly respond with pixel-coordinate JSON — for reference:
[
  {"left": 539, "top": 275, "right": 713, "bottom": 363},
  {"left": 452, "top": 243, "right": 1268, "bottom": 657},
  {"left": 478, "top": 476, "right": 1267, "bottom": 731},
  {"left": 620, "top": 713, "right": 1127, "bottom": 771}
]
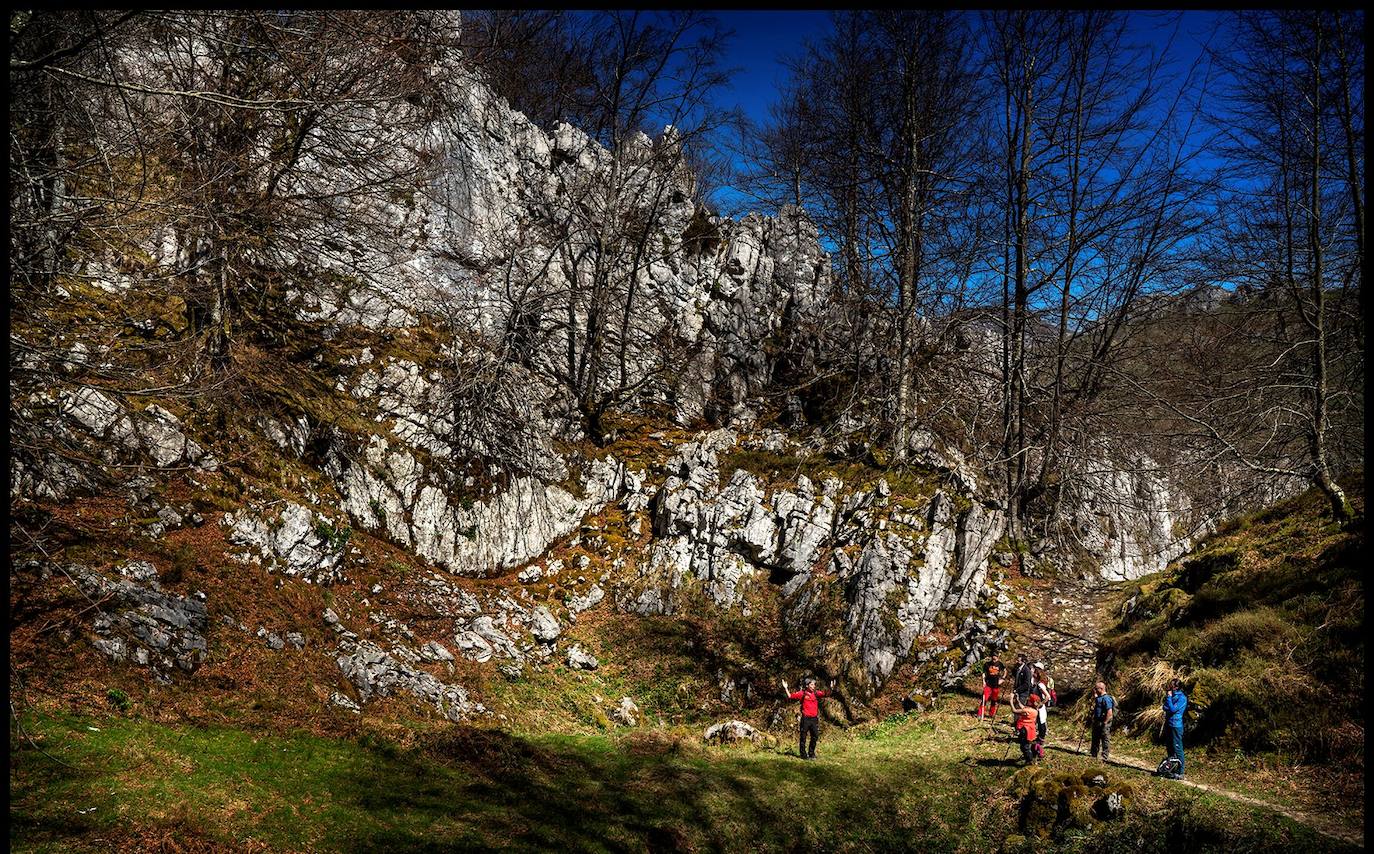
[
  {"left": 710, "top": 11, "right": 831, "bottom": 213},
  {"left": 713, "top": 11, "right": 832, "bottom": 127},
  {"left": 703, "top": 10, "right": 1229, "bottom": 215}
]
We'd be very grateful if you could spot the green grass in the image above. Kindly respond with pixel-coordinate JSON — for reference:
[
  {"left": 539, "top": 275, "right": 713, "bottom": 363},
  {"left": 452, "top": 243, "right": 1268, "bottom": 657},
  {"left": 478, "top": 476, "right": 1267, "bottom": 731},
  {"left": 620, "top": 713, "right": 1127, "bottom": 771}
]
[{"left": 10, "top": 707, "right": 1356, "bottom": 853}]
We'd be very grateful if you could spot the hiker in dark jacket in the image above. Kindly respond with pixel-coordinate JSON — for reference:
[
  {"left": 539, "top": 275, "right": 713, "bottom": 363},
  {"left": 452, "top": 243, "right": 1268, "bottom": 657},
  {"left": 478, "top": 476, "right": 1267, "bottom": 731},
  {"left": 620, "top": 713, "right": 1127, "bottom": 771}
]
[
  {"left": 783, "top": 677, "right": 832, "bottom": 760},
  {"left": 1012, "top": 653, "right": 1034, "bottom": 706},
  {"left": 1162, "top": 679, "right": 1188, "bottom": 778},
  {"left": 1089, "top": 680, "right": 1115, "bottom": 762}
]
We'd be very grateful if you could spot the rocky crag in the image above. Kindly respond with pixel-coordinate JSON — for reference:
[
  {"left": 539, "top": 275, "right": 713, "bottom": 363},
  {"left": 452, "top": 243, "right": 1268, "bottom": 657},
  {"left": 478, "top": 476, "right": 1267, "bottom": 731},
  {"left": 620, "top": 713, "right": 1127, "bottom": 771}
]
[{"left": 10, "top": 50, "right": 1208, "bottom": 727}]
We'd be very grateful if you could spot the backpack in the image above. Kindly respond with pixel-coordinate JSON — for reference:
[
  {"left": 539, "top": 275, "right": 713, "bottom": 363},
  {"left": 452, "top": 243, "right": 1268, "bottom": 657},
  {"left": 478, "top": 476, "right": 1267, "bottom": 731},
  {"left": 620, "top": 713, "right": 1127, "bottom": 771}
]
[{"left": 1155, "top": 757, "right": 1182, "bottom": 778}]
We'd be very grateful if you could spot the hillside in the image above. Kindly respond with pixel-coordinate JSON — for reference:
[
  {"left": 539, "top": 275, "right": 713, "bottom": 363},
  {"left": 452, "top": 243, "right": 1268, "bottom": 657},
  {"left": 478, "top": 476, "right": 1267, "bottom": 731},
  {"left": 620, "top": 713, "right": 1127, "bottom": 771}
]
[
  {"left": 1095, "top": 478, "right": 1364, "bottom": 811},
  {"left": 9, "top": 9, "right": 1365, "bottom": 854}
]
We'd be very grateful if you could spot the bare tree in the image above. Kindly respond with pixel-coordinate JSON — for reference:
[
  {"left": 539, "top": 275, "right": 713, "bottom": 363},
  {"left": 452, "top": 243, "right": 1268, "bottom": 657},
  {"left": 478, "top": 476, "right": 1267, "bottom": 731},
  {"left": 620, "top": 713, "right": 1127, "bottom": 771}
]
[
  {"left": 1148, "top": 10, "right": 1364, "bottom": 524},
  {"left": 980, "top": 11, "right": 1212, "bottom": 542},
  {"left": 444, "top": 11, "right": 735, "bottom": 445},
  {"left": 746, "top": 12, "right": 986, "bottom": 448}
]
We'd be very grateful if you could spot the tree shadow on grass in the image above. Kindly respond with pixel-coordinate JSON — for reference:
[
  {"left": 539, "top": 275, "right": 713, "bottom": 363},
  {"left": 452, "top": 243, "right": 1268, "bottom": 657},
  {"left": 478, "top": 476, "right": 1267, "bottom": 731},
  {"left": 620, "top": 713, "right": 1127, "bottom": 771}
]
[
  {"left": 970, "top": 757, "right": 1024, "bottom": 768},
  {"left": 13, "top": 717, "right": 994, "bottom": 853},
  {"left": 327, "top": 727, "right": 959, "bottom": 853}
]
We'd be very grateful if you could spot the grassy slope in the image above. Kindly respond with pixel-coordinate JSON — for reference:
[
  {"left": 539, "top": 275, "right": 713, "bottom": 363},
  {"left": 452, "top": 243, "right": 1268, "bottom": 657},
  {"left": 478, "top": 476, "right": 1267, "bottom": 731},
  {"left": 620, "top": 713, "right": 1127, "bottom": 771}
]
[
  {"left": 10, "top": 705, "right": 1354, "bottom": 854},
  {"left": 1094, "top": 477, "right": 1364, "bottom": 816}
]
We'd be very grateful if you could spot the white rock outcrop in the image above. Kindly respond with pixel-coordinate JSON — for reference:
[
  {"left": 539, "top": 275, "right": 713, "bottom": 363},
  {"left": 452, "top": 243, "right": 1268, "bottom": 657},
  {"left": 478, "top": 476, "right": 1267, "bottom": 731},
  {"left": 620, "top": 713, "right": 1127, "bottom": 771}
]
[
  {"left": 330, "top": 433, "right": 627, "bottom": 577},
  {"left": 335, "top": 638, "right": 483, "bottom": 722},
  {"left": 617, "top": 428, "right": 1007, "bottom": 690},
  {"left": 225, "top": 502, "right": 348, "bottom": 585}
]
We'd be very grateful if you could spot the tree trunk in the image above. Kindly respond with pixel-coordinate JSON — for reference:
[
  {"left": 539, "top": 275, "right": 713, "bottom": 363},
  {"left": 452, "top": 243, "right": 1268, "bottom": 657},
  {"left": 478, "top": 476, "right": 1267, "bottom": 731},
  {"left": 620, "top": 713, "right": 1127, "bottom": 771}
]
[
  {"left": 208, "top": 242, "right": 231, "bottom": 371},
  {"left": 1305, "top": 22, "right": 1351, "bottom": 527},
  {"left": 893, "top": 75, "right": 922, "bottom": 462}
]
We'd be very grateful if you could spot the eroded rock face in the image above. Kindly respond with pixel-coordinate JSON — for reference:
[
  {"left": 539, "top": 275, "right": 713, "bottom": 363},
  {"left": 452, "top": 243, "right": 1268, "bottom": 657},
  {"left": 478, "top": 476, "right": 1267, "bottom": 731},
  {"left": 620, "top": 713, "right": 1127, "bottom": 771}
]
[
  {"left": 66, "top": 562, "right": 209, "bottom": 682},
  {"left": 57, "top": 390, "right": 218, "bottom": 471},
  {"left": 426, "top": 66, "right": 832, "bottom": 432},
  {"left": 330, "top": 433, "right": 627, "bottom": 577},
  {"left": 12, "top": 388, "right": 219, "bottom": 501},
  {"left": 225, "top": 502, "right": 348, "bottom": 585},
  {"left": 334, "top": 637, "right": 483, "bottom": 722},
  {"left": 618, "top": 429, "right": 1008, "bottom": 690},
  {"left": 628, "top": 429, "right": 842, "bottom": 612},
  {"left": 1065, "top": 447, "right": 1195, "bottom": 581}
]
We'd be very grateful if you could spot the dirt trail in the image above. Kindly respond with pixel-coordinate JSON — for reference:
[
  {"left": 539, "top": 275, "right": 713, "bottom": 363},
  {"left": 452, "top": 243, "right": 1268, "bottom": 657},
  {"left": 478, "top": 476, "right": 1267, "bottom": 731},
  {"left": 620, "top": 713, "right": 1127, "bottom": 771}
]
[
  {"left": 998, "top": 573, "right": 1126, "bottom": 698},
  {"left": 1044, "top": 738, "right": 1364, "bottom": 849},
  {"left": 985, "top": 571, "right": 1362, "bottom": 849}
]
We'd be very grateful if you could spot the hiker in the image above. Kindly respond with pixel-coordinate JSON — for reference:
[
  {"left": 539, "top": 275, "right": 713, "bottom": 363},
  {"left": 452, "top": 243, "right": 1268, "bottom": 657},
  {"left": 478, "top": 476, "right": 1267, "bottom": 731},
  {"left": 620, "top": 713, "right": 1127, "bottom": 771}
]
[
  {"left": 1089, "top": 680, "right": 1115, "bottom": 762},
  {"left": 1011, "top": 653, "right": 1034, "bottom": 716},
  {"left": 783, "top": 677, "right": 832, "bottom": 760},
  {"left": 1161, "top": 678, "right": 1188, "bottom": 779},
  {"left": 1039, "top": 664, "right": 1057, "bottom": 708},
  {"left": 1033, "top": 664, "right": 1052, "bottom": 750},
  {"left": 1010, "top": 692, "right": 1042, "bottom": 764},
  {"left": 978, "top": 654, "right": 1004, "bottom": 720}
]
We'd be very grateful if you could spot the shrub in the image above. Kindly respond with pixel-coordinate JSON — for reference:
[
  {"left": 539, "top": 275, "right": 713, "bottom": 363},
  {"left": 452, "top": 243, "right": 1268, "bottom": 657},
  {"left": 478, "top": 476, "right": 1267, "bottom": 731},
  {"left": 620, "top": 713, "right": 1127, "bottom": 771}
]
[
  {"left": 1183, "top": 608, "right": 1295, "bottom": 666},
  {"left": 106, "top": 687, "right": 131, "bottom": 712}
]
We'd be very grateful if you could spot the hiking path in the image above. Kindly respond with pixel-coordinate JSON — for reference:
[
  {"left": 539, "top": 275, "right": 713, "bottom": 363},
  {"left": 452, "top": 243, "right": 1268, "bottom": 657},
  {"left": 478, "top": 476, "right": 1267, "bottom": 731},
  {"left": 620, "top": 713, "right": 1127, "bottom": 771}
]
[{"left": 982, "top": 571, "right": 1363, "bottom": 849}]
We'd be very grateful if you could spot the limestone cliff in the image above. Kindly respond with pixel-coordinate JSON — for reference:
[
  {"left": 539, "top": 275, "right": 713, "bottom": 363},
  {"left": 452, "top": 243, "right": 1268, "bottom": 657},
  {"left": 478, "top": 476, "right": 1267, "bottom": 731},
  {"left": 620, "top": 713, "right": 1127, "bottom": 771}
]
[{"left": 9, "top": 47, "right": 1215, "bottom": 726}]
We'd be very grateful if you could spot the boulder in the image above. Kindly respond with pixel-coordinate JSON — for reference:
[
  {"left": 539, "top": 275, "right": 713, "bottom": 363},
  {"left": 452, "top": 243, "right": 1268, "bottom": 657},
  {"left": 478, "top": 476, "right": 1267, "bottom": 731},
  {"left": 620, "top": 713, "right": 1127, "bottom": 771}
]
[
  {"left": 567, "top": 584, "right": 604, "bottom": 614},
  {"left": 329, "top": 692, "right": 362, "bottom": 713},
  {"left": 610, "top": 696, "right": 640, "bottom": 726},
  {"left": 69, "top": 563, "right": 208, "bottom": 679},
  {"left": 527, "top": 606, "right": 561, "bottom": 643},
  {"left": 565, "top": 644, "right": 599, "bottom": 670},
  {"left": 335, "top": 638, "right": 483, "bottom": 722},
  {"left": 703, "top": 719, "right": 763, "bottom": 744},
  {"left": 225, "top": 502, "right": 347, "bottom": 585},
  {"left": 420, "top": 641, "right": 454, "bottom": 662}
]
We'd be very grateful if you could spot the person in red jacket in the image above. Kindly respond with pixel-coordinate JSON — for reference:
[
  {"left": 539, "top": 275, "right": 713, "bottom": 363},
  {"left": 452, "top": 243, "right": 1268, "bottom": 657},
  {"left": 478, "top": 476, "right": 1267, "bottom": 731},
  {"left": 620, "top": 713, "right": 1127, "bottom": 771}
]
[
  {"left": 1010, "top": 692, "right": 1042, "bottom": 765},
  {"left": 783, "top": 677, "right": 832, "bottom": 759}
]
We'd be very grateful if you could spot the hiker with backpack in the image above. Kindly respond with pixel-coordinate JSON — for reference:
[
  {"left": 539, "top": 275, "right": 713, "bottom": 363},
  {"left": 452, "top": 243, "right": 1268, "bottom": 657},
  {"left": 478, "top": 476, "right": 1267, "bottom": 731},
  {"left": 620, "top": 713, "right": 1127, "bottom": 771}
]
[
  {"left": 783, "top": 677, "right": 833, "bottom": 760},
  {"left": 1160, "top": 678, "right": 1188, "bottom": 779},
  {"left": 978, "top": 654, "right": 1004, "bottom": 720},
  {"left": 1088, "top": 680, "right": 1115, "bottom": 762},
  {"left": 1033, "top": 664, "right": 1052, "bottom": 749},
  {"left": 1010, "top": 691, "right": 1042, "bottom": 764},
  {"left": 1011, "top": 653, "right": 1034, "bottom": 714}
]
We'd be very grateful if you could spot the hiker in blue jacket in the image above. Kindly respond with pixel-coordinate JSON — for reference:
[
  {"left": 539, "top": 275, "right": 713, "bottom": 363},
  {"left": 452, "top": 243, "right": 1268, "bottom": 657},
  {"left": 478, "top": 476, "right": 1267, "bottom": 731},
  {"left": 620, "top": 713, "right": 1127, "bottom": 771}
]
[
  {"left": 1162, "top": 678, "right": 1188, "bottom": 779},
  {"left": 1089, "top": 681, "right": 1115, "bottom": 762}
]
